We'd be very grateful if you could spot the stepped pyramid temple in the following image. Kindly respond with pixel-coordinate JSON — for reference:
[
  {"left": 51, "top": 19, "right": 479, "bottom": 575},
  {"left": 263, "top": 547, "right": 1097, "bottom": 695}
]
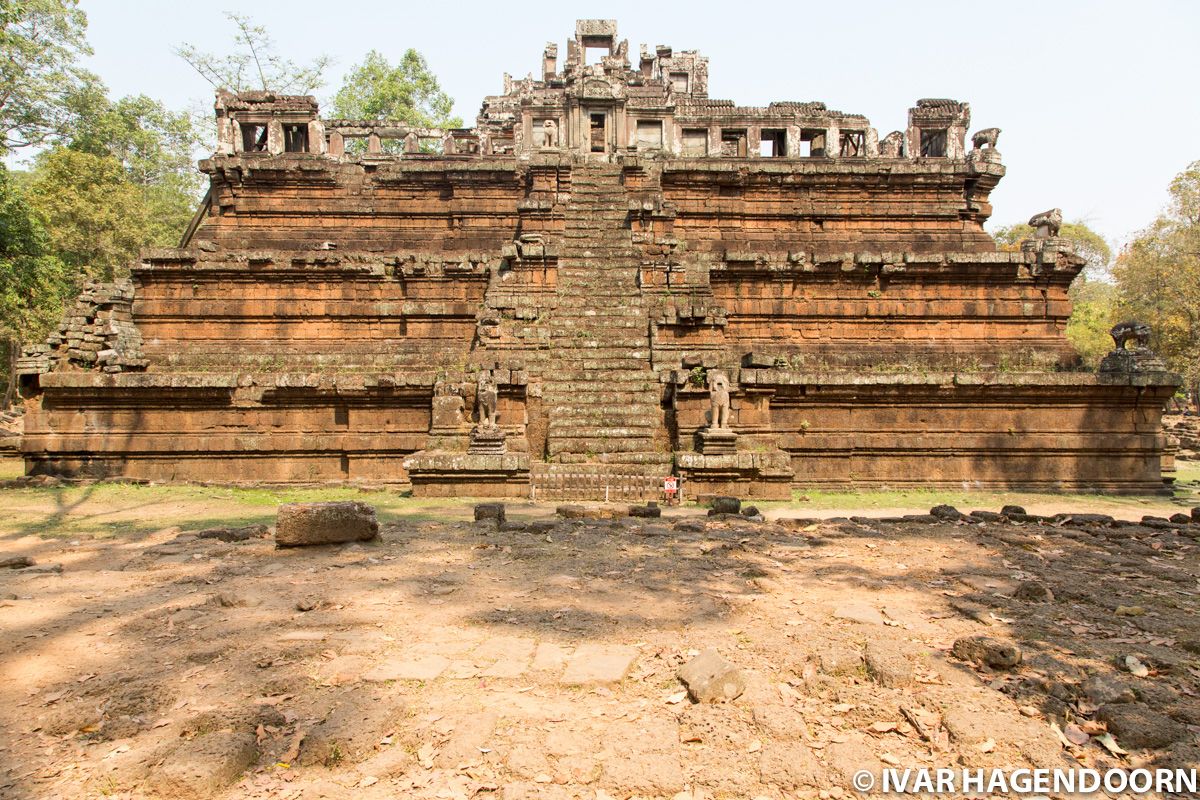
[{"left": 16, "top": 20, "right": 1180, "bottom": 498}]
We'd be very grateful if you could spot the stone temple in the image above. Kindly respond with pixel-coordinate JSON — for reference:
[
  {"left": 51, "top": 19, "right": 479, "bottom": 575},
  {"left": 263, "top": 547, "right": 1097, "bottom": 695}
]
[{"left": 16, "top": 20, "right": 1180, "bottom": 498}]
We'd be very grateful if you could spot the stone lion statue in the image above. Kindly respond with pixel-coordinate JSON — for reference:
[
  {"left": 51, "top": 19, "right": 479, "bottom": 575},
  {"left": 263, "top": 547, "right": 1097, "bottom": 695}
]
[
  {"left": 1110, "top": 321, "right": 1152, "bottom": 351},
  {"left": 1027, "top": 208, "right": 1063, "bottom": 238},
  {"left": 707, "top": 370, "right": 731, "bottom": 430},
  {"left": 971, "top": 127, "right": 1000, "bottom": 149},
  {"left": 476, "top": 370, "right": 499, "bottom": 427}
]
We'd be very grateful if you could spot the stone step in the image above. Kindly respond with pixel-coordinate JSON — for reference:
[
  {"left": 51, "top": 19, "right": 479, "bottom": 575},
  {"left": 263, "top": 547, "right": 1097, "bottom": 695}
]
[
  {"left": 542, "top": 390, "right": 657, "bottom": 402},
  {"left": 547, "top": 344, "right": 653, "bottom": 355},
  {"left": 545, "top": 453, "right": 673, "bottom": 467},
  {"left": 547, "top": 438, "right": 661, "bottom": 455},
  {"left": 547, "top": 415, "right": 658, "bottom": 429},
  {"left": 543, "top": 377, "right": 657, "bottom": 389}
]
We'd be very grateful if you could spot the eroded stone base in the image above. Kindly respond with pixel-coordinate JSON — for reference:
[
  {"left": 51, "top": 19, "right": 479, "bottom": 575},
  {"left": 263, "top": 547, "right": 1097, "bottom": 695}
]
[
  {"left": 404, "top": 452, "right": 530, "bottom": 498},
  {"left": 674, "top": 451, "right": 793, "bottom": 501}
]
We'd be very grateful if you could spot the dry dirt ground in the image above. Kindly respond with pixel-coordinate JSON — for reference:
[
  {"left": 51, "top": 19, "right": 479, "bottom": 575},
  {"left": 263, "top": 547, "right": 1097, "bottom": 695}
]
[{"left": 2, "top": 468, "right": 1200, "bottom": 799}]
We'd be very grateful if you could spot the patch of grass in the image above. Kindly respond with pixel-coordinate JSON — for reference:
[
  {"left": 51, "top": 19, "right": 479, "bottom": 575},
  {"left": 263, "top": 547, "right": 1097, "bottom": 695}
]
[
  {"left": 748, "top": 485, "right": 1189, "bottom": 514},
  {"left": 0, "top": 480, "right": 487, "bottom": 540},
  {"left": 0, "top": 457, "right": 23, "bottom": 480}
]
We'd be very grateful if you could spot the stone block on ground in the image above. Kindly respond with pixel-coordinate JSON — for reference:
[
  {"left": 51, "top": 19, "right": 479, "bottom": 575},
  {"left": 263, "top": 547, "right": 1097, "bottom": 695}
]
[
  {"left": 275, "top": 501, "right": 378, "bottom": 547},
  {"left": 1014, "top": 580, "right": 1054, "bottom": 602},
  {"left": 299, "top": 690, "right": 408, "bottom": 766},
  {"left": 628, "top": 502, "right": 661, "bottom": 518},
  {"left": 951, "top": 635, "right": 1022, "bottom": 669},
  {"left": 1082, "top": 674, "right": 1136, "bottom": 705},
  {"left": 0, "top": 555, "right": 35, "bottom": 569},
  {"left": 555, "top": 504, "right": 619, "bottom": 520},
  {"left": 147, "top": 731, "right": 258, "bottom": 799},
  {"left": 677, "top": 647, "right": 745, "bottom": 703},
  {"left": 474, "top": 502, "right": 505, "bottom": 524},
  {"left": 863, "top": 638, "right": 914, "bottom": 688},
  {"left": 362, "top": 655, "right": 450, "bottom": 682},
  {"left": 930, "top": 504, "right": 963, "bottom": 521},
  {"left": 708, "top": 496, "right": 741, "bottom": 515},
  {"left": 1001, "top": 504, "right": 1027, "bottom": 516},
  {"left": 196, "top": 524, "right": 269, "bottom": 542}
]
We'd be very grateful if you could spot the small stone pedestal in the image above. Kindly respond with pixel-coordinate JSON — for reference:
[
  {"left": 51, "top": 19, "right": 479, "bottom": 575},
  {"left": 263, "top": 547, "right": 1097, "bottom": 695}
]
[
  {"left": 697, "top": 428, "right": 738, "bottom": 455},
  {"left": 674, "top": 449, "right": 793, "bottom": 500},
  {"left": 1099, "top": 348, "right": 1167, "bottom": 374},
  {"left": 403, "top": 452, "right": 530, "bottom": 498},
  {"left": 468, "top": 424, "right": 507, "bottom": 455}
]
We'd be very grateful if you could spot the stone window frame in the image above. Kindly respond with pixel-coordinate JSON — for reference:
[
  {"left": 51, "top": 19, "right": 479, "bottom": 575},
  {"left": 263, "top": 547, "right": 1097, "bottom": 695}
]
[
  {"left": 799, "top": 129, "right": 827, "bottom": 158},
  {"left": 919, "top": 128, "right": 948, "bottom": 157},
  {"left": 760, "top": 128, "right": 787, "bottom": 158},
  {"left": 839, "top": 130, "right": 865, "bottom": 158},
  {"left": 635, "top": 119, "right": 665, "bottom": 151}
]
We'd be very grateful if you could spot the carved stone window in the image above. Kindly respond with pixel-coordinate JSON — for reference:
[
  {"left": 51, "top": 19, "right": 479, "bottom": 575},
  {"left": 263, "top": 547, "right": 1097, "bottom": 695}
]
[
  {"left": 636, "top": 120, "right": 664, "bottom": 150},
  {"left": 240, "top": 123, "right": 268, "bottom": 152},
  {"left": 720, "top": 129, "right": 747, "bottom": 157},
  {"left": 283, "top": 124, "right": 308, "bottom": 153},
  {"left": 760, "top": 128, "right": 786, "bottom": 157},
  {"left": 682, "top": 128, "right": 708, "bottom": 156},
  {"left": 920, "top": 129, "right": 947, "bottom": 157},
  {"left": 839, "top": 130, "right": 865, "bottom": 158},
  {"left": 799, "top": 129, "right": 826, "bottom": 158}
]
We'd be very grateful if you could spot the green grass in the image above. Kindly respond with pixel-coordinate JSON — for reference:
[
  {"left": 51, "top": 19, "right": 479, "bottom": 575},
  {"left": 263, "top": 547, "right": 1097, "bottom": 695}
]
[
  {"left": 1173, "top": 460, "right": 1200, "bottom": 487},
  {"left": 0, "top": 478, "right": 483, "bottom": 540},
  {"left": 749, "top": 483, "right": 1197, "bottom": 514}
]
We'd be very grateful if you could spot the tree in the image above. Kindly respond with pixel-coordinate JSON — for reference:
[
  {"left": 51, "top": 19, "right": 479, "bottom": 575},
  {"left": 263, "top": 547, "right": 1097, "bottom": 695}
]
[
  {"left": 992, "top": 220, "right": 1113, "bottom": 281},
  {"left": 1112, "top": 161, "right": 1200, "bottom": 402},
  {"left": 175, "top": 13, "right": 332, "bottom": 95},
  {"left": 23, "top": 86, "right": 207, "bottom": 279},
  {"left": 0, "top": 0, "right": 94, "bottom": 152},
  {"left": 992, "top": 219, "right": 1116, "bottom": 367},
  {"left": 59, "top": 88, "right": 207, "bottom": 245},
  {"left": 0, "top": 165, "right": 70, "bottom": 407},
  {"left": 24, "top": 147, "right": 152, "bottom": 280},
  {"left": 331, "top": 49, "right": 462, "bottom": 129}
]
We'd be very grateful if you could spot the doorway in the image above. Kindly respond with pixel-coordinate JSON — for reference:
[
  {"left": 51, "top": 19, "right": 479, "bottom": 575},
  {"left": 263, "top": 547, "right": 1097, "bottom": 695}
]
[{"left": 589, "top": 113, "right": 606, "bottom": 153}]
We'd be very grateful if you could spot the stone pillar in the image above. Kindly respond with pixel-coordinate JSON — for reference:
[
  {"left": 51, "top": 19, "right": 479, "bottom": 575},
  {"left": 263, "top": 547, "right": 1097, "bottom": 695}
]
[
  {"left": 266, "top": 119, "right": 285, "bottom": 155},
  {"left": 327, "top": 131, "right": 344, "bottom": 157},
  {"left": 307, "top": 120, "right": 327, "bottom": 155}
]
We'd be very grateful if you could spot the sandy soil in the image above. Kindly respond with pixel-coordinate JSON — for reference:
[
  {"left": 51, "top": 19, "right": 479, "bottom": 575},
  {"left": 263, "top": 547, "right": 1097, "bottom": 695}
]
[{"left": 1, "top": 473, "right": 1199, "bottom": 799}]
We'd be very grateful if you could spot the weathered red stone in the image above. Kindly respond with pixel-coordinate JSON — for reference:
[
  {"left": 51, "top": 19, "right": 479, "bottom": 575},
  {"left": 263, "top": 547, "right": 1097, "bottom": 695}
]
[{"left": 16, "top": 20, "right": 1179, "bottom": 497}]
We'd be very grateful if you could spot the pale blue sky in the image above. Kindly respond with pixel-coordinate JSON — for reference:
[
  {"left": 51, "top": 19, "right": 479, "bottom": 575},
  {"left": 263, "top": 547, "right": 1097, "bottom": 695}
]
[{"left": 77, "top": 0, "right": 1198, "bottom": 248}]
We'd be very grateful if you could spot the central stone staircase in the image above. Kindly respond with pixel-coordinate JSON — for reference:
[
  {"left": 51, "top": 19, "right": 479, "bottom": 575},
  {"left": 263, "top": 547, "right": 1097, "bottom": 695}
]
[{"left": 535, "top": 161, "right": 671, "bottom": 498}]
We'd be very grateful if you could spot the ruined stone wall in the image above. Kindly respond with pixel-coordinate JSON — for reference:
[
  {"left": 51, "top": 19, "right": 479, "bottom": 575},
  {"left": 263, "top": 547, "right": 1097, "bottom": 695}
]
[
  {"left": 21, "top": 374, "right": 433, "bottom": 482},
  {"left": 671, "top": 372, "right": 1176, "bottom": 494},
  {"left": 193, "top": 158, "right": 523, "bottom": 253},
  {"left": 660, "top": 161, "right": 998, "bottom": 255},
  {"left": 13, "top": 30, "right": 1181, "bottom": 493},
  {"left": 131, "top": 251, "right": 489, "bottom": 373}
]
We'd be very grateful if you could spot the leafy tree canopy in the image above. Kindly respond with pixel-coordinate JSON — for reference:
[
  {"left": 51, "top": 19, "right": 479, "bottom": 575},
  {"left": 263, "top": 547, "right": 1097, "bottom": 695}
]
[
  {"left": 992, "top": 219, "right": 1117, "bottom": 367},
  {"left": 1112, "top": 161, "right": 1200, "bottom": 396},
  {"left": 0, "top": 0, "right": 94, "bottom": 152},
  {"left": 331, "top": 49, "right": 462, "bottom": 129},
  {"left": 992, "top": 220, "right": 1114, "bottom": 280},
  {"left": 175, "top": 13, "right": 332, "bottom": 95}
]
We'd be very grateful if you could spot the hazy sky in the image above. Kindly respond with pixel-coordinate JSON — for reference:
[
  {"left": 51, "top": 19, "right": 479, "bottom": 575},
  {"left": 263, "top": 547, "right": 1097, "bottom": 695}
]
[{"left": 76, "top": 0, "right": 1198, "bottom": 247}]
